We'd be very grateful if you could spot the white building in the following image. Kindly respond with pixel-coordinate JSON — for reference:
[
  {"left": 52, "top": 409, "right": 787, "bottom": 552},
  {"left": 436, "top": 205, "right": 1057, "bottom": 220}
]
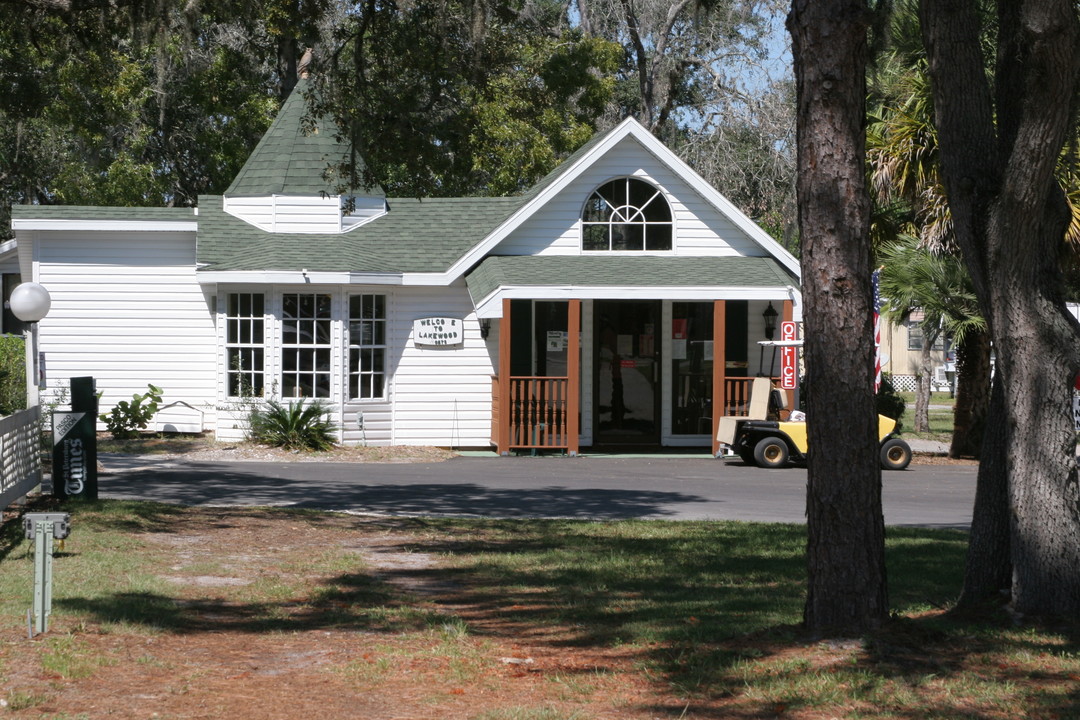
[{"left": 10, "top": 80, "right": 802, "bottom": 455}]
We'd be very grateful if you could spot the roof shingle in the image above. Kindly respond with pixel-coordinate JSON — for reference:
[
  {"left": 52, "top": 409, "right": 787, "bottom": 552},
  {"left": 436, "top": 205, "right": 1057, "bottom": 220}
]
[{"left": 225, "top": 79, "right": 383, "bottom": 198}]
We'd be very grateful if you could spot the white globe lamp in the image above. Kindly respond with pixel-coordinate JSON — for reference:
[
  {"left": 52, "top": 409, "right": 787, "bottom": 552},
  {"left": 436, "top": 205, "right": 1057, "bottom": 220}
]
[
  {"left": 10, "top": 282, "right": 52, "bottom": 323},
  {"left": 9, "top": 282, "right": 51, "bottom": 408}
]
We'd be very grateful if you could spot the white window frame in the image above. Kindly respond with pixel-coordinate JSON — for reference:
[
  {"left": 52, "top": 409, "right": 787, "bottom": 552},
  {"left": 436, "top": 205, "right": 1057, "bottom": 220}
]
[
  {"left": 348, "top": 293, "right": 388, "bottom": 400},
  {"left": 581, "top": 177, "right": 674, "bottom": 253},
  {"left": 281, "top": 292, "right": 334, "bottom": 399},
  {"left": 224, "top": 292, "right": 266, "bottom": 398}
]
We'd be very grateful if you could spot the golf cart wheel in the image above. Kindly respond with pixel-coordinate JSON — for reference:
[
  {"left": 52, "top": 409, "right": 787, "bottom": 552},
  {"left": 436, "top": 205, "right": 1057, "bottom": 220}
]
[
  {"left": 754, "top": 437, "right": 789, "bottom": 469},
  {"left": 880, "top": 438, "right": 912, "bottom": 471}
]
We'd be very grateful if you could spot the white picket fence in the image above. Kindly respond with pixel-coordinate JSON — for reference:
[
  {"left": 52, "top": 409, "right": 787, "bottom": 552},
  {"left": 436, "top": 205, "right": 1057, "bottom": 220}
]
[{"left": 0, "top": 406, "right": 42, "bottom": 510}]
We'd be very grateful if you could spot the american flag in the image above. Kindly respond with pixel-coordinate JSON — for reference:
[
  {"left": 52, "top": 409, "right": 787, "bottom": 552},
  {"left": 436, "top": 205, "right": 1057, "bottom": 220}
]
[{"left": 872, "top": 269, "right": 882, "bottom": 393}]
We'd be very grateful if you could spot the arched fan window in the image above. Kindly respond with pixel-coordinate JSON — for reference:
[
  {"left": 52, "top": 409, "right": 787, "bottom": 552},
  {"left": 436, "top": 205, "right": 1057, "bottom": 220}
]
[{"left": 581, "top": 177, "right": 673, "bottom": 251}]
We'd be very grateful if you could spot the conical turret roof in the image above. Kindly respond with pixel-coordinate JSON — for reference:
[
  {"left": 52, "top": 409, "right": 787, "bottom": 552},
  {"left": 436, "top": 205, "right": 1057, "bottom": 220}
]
[{"left": 225, "top": 79, "right": 383, "bottom": 198}]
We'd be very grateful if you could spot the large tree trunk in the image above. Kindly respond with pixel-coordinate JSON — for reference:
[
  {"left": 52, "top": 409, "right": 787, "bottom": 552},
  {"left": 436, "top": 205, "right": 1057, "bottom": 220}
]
[
  {"left": 949, "top": 329, "right": 991, "bottom": 459},
  {"left": 957, "top": 374, "right": 1011, "bottom": 606},
  {"left": 789, "top": 0, "right": 887, "bottom": 635},
  {"left": 922, "top": 0, "right": 1080, "bottom": 616}
]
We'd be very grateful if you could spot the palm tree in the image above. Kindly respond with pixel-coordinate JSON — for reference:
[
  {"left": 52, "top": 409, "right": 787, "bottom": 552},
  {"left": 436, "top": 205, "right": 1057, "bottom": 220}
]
[
  {"left": 867, "top": 48, "right": 994, "bottom": 457},
  {"left": 877, "top": 237, "right": 986, "bottom": 433}
]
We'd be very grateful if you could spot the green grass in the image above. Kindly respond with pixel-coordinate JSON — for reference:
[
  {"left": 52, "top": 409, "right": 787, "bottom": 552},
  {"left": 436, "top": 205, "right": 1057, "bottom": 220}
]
[
  {"left": 2, "top": 501, "right": 1078, "bottom": 719},
  {"left": 898, "top": 392, "right": 956, "bottom": 441}
]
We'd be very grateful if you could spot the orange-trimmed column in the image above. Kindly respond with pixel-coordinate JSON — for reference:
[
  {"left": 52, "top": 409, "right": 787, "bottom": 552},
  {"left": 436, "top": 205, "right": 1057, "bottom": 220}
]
[
  {"left": 567, "top": 299, "right": 581, "bottom": 456},
  {"left": 497, "top": 299, "right": 512, "bottom": 456},
  {"left": 712, "top": 300, "right": 727, "bottom": 457}
]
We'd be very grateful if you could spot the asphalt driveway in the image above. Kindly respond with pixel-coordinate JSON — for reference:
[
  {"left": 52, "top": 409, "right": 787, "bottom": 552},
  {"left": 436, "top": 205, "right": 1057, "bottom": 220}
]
[{"left": 95, "top": 454, "right": 977, "bottom": 528}]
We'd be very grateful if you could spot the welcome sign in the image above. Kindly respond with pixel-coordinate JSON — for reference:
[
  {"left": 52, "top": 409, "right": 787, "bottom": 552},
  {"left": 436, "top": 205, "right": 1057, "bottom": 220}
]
[{"left": 414, "top": 317, "right": 464, "bottom": 347}]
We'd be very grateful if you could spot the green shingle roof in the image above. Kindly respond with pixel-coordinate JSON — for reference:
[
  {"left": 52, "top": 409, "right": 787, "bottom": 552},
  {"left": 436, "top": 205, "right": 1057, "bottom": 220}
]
[
  {"left": 11, "top": 205, "right": 196, "bottom": 221},
  {"left": 225, "top": 79, "right": 383, "bottom": 198},
  {"left": 196, "top": 195, "right": 520, "bottom": 273},
  {"left": 465, "top": 255, "right": 799, "bottom": 304}
]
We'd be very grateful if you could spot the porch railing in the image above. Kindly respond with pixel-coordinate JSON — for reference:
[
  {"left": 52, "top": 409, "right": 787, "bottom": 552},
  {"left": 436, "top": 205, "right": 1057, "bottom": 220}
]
[
  {"left": 722, "top": 376, "right": 782, "bottom": 417},
  {"left": 0, "top": 406, "right": 42, "bottom": 510},
  {"left": 492, "top": 375, "right": 782, "bottom": 452},
  {"left": 506, "top": 376, "right": 570, "bottom": 449}
]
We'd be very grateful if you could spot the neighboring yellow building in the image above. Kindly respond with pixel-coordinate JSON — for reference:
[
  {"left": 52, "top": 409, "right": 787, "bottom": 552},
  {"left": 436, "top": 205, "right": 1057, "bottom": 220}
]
[{"left": 880, "top": 311, "right": 953, "bottom": 392}]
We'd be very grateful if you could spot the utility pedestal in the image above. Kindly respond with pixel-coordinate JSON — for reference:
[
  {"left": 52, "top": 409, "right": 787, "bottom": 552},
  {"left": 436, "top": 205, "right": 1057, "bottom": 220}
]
[{"left": 23, "top": 512, "right": 70, "bottom": 635}]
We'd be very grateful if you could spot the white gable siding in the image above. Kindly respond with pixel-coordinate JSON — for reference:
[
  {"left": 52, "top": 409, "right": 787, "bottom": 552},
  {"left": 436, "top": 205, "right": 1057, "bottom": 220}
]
[
  {"left": 34, "top": 231, "right": 216, "bottom": 432},
  {"left": 391, "top": 287, "right": 494, "bottom": 447},
  {"left": 495, "top": 137, "right": 766, "bottom": 259},
  {"left": 223, "top": 197, "right": 276, "bottom": 229},
  {"left": 224, "top": 195, "right": 357, "bottom": 234},
  {"left": 272, "top": 196, "right": 342, "bottom": 233}
]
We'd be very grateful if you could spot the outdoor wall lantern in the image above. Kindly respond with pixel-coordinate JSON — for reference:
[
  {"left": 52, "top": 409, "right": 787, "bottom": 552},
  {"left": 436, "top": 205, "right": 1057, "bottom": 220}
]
[
  {"left": 10, "top": 282, "right": 52, "bottom": 409},
  {"left": 762, "top": 301, "right": 778, "bottom": 341},
  {"left": 480, "top": 319, "right": 491, "bottom": 340}
]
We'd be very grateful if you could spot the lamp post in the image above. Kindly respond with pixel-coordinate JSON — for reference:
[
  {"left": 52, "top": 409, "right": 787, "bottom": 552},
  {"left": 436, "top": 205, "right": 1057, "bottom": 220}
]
[
  {"left": 758, "top": 302, "right": 779, "bottom": 376},
  {"left": 10, "top": 282, "right": 52, "bottom": 409}
]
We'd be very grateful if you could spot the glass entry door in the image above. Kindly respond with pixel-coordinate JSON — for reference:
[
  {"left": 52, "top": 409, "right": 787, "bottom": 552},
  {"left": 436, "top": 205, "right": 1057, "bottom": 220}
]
[{"left": 595, "top": 300, "right": 661, "bottom": 445}]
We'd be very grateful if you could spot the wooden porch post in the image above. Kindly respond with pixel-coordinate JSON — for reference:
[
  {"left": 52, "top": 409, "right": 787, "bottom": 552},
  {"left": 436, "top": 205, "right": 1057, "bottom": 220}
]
[
  {"left": 567, "top": 299, "right": 581, "bottom": 456},
  {"left": 712, "top": 300, "right": 727, "bottom": 456},
  {"left": 497, "top": 298, "right": 512, "bottom": 456},
  {"left": 783, "top": 299, "right": 795, "bottom": 411}
]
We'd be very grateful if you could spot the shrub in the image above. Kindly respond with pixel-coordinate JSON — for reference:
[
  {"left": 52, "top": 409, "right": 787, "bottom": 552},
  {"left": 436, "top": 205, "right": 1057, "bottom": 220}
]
[
  {"left": 100, "top": 384, "right": 163, "bottom": 439},
  {"left": 876, "top": 372, "right": 906, "bottom": 433},
  {"left": 248, "top": 400, "right": 336, "bottom": 451},
  {"left": 0, "top": 334, "right": 26, "bottom": 415}
]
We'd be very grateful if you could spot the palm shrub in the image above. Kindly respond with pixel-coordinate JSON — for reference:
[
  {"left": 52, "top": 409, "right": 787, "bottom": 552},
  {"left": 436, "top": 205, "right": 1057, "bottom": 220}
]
[{"left": 247, "top": 400, "right": 337, "bottom": 451}]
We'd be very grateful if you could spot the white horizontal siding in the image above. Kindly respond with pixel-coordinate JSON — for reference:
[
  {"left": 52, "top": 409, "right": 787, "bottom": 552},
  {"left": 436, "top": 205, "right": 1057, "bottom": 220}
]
[
  {"left": 496, "top": 136, "right": 767, "bottom": 259},
  {"left": 35, "top": 230, "right": 216, "bottom": 433},
  {"left": 341, "top": 404, "right": 392, "bottom": 445},
  {"left": 208, "top": 285, "right": 491, "bottom": 447},
  {"left": 225, "top": 195, "right": 342, "bottom": 233},
  {"left": 223, "top": 197, "right": 275, "bottom": 229},
  {"left": 272, "top": 199, "right": 341, "bottom": 232},
  {"left": 391, "top": 287, "right": 495, "bottom": 447}
]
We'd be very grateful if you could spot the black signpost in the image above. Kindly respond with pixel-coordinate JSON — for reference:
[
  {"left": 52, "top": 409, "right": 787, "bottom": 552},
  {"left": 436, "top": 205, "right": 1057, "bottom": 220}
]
[{"left": 52, "top": 376, "right": 97, "bottom": 501}]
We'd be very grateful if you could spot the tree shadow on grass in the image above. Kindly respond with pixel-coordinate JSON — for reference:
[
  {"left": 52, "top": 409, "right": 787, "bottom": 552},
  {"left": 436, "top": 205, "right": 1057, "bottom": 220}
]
[{"left": 47, "top": 509, "right": 1078, "bottom": 718}]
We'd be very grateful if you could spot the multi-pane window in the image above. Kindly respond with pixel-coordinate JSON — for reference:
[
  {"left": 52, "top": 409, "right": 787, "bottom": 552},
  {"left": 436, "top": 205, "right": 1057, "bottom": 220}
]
[
  {"left": 582, "top": 177, "right": 673, "bottom": 252},
  {"left": 281, "top": 293, "right": 332, "bottom": 398},
  {"left": 907, "top": 321, "right": 945, "bottom": 351},
  {"left": 225, "top": 293, "right": 265, "bottom": 397},
  {"left": 349, "top": 294, "right": 386, "bottom": 399}
]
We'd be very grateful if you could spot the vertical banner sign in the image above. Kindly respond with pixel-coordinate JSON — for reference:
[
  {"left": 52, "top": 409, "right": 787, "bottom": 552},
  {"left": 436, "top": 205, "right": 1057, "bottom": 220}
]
[
  {"left": 780, "top": 321, "right": 799, "bottom": 390},
  {"left": 52, "top": 411, "right": 97, "bottom": 500}
]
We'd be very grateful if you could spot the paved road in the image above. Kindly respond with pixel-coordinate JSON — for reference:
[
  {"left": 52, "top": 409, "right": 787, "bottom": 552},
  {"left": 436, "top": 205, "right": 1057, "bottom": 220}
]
[{"left": 96, "top": 454, "right": 977, "bottom": 529}]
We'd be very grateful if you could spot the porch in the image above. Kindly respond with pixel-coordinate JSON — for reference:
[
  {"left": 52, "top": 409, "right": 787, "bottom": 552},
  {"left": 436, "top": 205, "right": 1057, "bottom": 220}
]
[{"left": 489, "top": 298, "right": 795, "bottom": 456}]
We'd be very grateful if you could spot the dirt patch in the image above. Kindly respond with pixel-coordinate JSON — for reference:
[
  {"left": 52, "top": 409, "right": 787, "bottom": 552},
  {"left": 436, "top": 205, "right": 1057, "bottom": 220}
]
[
  {"left": 97, "top": 432, "right": 458, "bottom": 464},
  {"left": 0, "top": 510, "right": 670, "bottom": 719},
  {"left": 911, "top": 452, "right": 978, "bottom": 466}
]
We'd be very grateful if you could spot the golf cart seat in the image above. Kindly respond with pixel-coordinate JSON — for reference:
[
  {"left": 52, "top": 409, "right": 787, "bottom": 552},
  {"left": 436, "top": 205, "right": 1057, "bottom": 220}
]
[
  {"left": 716, "top": 377, "right": 773, "bottom": 446},
  {"left": 767, "top": 385, "right": 788, "bottom": 420}
]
